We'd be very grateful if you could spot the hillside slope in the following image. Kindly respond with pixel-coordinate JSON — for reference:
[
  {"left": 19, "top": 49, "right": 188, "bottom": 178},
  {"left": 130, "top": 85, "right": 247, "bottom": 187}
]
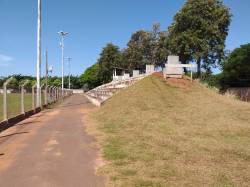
[{"left": 93, "top": 75, "right": 250, "bottom": 187}]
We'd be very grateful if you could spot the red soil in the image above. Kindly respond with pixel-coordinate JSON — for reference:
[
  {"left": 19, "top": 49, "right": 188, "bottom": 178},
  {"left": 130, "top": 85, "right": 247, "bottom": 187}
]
[
  {"left": 153, "top": 72, "right": 164, "bottom": 78},
  {"left": 153, "top": 72, "right": 192, "bottom": 89}
]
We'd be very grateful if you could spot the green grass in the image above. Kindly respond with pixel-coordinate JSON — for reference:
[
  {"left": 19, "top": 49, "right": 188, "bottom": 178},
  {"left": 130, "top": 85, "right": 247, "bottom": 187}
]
[
  {"left": 93, "top": 75, "right": 250, "bottom": 187},
  {"left": 0, "top": 93, "right": 33, "bottom": 121}
]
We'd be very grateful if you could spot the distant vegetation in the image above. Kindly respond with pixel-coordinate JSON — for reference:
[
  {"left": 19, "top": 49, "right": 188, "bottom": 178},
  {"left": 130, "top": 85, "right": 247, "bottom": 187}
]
[
  {"left": 219, "top": 43, "right": 250, "bottom": 89},
  {"left": 81, "top": 0, "right": 232, "bottom": 89},
  {"left": 0, "top": 75, "right": 83, "bottom": 89},
  {"left": 201, "top": 43, "right": 250, "bottom": 91}
]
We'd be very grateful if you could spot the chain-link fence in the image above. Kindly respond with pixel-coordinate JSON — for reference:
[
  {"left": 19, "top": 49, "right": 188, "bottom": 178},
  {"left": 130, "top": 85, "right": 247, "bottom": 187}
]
[
  {"left": 6, "top": 89, "right": 22, "bottom": 120},
  {"left": 0, "top": 77, "right": 73, "bottom": 123}
]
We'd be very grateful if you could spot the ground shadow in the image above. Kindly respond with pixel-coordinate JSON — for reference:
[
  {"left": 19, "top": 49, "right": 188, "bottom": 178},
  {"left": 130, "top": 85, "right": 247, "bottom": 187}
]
[
  {"left": 17, "top": 121, "right": 41, "bottom": 126},
  {"left": 0, "top": 132, "right": 29, "bottom": 139}
]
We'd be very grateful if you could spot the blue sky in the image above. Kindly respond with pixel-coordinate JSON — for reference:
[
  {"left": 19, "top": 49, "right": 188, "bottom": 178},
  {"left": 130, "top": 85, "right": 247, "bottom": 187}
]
[{"left": 0, "top": 0, "right": 250, "bottom": 76}]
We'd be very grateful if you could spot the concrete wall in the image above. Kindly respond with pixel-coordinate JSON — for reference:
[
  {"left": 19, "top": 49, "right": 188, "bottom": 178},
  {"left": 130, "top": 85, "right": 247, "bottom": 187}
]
[
  {"left": 72, "top": 89, "right": 85, "bottom": 94},
  {"left": 0, "top": 89, "right": 12, "bottom": 94}
]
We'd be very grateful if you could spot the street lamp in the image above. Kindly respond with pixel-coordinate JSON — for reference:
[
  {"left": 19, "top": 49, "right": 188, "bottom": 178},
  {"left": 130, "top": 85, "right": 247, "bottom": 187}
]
[
  {"left": 65, "top": 57, "right": 72, "bottom": 89},
  {"left": 58, "top": 31, "right": 69, "bottom": 90},
  {"left": 36, "top": 0, "right": 42, "bottom": 107}
]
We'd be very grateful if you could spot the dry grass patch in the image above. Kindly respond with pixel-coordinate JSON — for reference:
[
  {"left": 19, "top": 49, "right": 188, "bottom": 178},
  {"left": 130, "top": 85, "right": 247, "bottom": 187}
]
[{"left": 92, "top": 75, "right": 250, "bottom": 187}]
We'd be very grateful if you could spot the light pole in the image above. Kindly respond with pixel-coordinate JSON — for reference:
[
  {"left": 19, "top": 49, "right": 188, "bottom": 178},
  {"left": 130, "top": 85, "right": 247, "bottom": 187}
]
[
  {"left": 45, "top": 49, "right": 48, "bottom": 89},
  {"left": 65, "top": 57, "right": 72, "bottom": 89},
  {"left": 36, "top": 0, "right": 42, "bottom": 107},
  {"left": 58, "top": 31, "right": 69, "bottom": 90}
]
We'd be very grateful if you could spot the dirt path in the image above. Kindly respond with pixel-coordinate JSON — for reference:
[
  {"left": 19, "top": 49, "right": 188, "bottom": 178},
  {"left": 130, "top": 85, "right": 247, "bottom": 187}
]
[{"left": 0, "top": 94, "right": 104, "bottom": 187}]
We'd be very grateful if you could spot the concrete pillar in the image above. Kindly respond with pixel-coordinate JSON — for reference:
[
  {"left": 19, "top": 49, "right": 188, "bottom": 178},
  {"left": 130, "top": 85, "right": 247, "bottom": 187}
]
[{"left": 21, "top": 86, "right": 25, "bottom": 114}]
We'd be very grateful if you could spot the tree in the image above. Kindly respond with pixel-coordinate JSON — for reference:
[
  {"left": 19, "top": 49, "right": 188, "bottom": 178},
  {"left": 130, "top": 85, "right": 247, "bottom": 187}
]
[
  {"left": 52, "top": 78, "right": 61, "bottom": 87},
  {"left": 150, "top": 23, "right": 161, "bottom": 66},
  {"left": 123, "top": 30, "right": 152, "bottom": 72},
  {"left": 80, "top": 64, "right": 101, "bottom": 90},
  {"left": 0, "top": 77, "right": 4, "bottom": 87},
  {"left": 154, "top": 31, "right": 170, "bottom": 68},
  {"left": 220, "top": 43, "right": 250, "bottom": 89},
  {"left": 98, "top": 43, "right": 122, "bottom": 83},
  {"left": 66, "top": 76, "right": 82, "bottom": 89},
  {"left": 168, "top": 0, "right": 231, "bottom": 77}
]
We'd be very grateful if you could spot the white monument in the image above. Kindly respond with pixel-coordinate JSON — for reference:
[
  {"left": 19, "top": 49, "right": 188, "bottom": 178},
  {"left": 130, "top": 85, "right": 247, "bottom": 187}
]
[
  {"left": 123, "top": 73, "right": 130, "bottom": 80},
  {"left": 165, "top": 55, "right": 197, "bottom": 81},
  {"left": 133, "top": 70, "right": 140, "bottom": 77},
  {"left": 146, "top": 65, "right": 155, "bottom": 75},
  {"left": 165, "top": 56, "right": 184, "bottom": 78}
]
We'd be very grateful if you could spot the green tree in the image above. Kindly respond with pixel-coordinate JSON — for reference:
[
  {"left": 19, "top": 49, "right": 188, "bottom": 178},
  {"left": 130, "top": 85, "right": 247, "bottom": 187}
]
[
  {"left": 123, "top": 30, "right": 152, "bottom": 72},
  {"left": 220, "top": 43, "right": 250, "bottom": 89},
  {"left": 52, "top": 78, "right": 61, "bottom": 87},
  {"left": 67, "top": 76, "right": 83, "bottom": 89},
  {"left": 80, "top": 64, "right": 101, "bottom": 90},
  {"left": 98, "top": 43, "right": 122, "bottom": 83},
  {"left": 168, "top": 0, "right": 231, "bottom": 76},
  {"left": 154, "top": 31, "right": 170, "bottom": 68}
]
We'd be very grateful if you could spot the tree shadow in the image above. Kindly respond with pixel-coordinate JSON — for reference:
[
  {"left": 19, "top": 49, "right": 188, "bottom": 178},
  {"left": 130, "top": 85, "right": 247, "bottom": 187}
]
[
  {"left": 0, "top": 132, "right": 29, "bottom": 139},
  {"left": 17, "top": 121, "right": 41, "bottom": 126}
]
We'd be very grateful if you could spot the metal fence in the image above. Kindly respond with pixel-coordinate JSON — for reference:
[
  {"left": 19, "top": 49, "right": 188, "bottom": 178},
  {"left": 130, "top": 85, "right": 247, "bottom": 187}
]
[
  {"left": 226, "top": 87, "right": 250, "bottom": 102},
  {"left": 0, "top": 78, "right": 73, "bottom": 123}
]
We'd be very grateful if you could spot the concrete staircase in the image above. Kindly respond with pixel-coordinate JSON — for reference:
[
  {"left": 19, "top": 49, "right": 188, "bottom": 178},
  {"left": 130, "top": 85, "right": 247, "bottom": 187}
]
[{"left": 85, "top": 75, "right": 147, "bottom": 106}]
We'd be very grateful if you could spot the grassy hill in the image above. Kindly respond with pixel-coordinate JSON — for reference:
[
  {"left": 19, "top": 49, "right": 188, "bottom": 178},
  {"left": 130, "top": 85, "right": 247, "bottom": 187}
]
[{"left": 93, "top": 75, "right": 250, "bottom": 187}]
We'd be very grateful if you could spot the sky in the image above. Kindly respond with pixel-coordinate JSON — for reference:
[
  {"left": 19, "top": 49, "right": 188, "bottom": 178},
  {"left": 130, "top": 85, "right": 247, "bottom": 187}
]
[{"left": 0, "top": 0, "right": 250, "bottom": 77}]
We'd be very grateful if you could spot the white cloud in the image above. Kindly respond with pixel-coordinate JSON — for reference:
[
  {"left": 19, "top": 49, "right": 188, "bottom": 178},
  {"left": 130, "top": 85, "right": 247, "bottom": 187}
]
[{"left": 0, "top": 54, "right": 14, "bottom": 67}]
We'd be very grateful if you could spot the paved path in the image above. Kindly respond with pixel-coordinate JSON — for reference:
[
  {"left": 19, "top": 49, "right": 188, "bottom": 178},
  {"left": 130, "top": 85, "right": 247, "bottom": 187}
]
[{"left": 0, "top": 94, "right": 104, "bottom": 187}]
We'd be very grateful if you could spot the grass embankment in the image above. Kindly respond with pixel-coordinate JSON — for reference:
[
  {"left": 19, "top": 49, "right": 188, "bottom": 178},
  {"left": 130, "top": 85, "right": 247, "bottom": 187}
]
[
  {"left": 0, "top": 93, "right": 33, "bottom": 121},
  {"left": 93, "top": 75, "right": 250, "bottom": 187}
]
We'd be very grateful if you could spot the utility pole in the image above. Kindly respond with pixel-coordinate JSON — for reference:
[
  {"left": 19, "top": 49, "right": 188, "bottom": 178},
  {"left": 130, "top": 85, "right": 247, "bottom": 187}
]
[
  {"left": 58, "top": 31, "right": 69, "bottom": 90},
  {"left": 36, "top": 0, "right": 42, "bottom": 107},
  {"left": 45, "top": 49, "right": 48, "bottom": 105},
  {"left": 45, "top": 48, "right": 48, "bottom": 88},
  {"left": 65, "top": 57, "right": 72, "bottom": 89}
]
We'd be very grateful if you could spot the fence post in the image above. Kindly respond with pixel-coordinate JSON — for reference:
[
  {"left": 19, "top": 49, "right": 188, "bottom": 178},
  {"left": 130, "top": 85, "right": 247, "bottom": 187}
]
[
  {"left": 56, "top": 87, "right": 58, "bottom": 101},
  {"left": 3, "top": 82, "right": 7, "bottom": 121},
  {"left": 3, "top": 77, "right": 13, "bottom": 121},
  {"left": 48, "top": 86, "right": 52, "bottom": 104},
  {"left": 32, "top": 84, "right": 36, "bottom": 112},
  {"left": 48, "top": 86, "right": 51, "bottom": 104},
  {"left": 21, "top": 86, "right": 24, "bottom": 114},
  {"left": 40, "top": 84, "right": 45, "bottom": 109},
  {"left": 51, "top": 86, "right": 54, "bottom": 102},
  {"left": 53, "top": 87, "right": 56, "bottom": 102},
  {"left": 57, "top": 88, "right": 60, "bottom": 100},
  {"left": 44, "top": 86, "right": 48, "bottom": 106},
  {"left": 21, "top": 80, "right": 29, "bottom": 115}
]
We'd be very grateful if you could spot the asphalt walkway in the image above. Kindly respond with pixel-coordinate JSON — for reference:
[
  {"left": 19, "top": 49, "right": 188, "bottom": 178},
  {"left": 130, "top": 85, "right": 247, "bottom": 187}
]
[{"left": 0, "top": 94, "right": 104, "bottom": 187}]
